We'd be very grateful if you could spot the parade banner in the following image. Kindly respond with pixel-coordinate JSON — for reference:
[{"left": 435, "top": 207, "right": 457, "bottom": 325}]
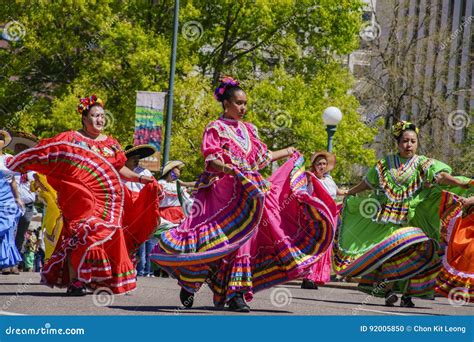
[{"left": 134, "top": 91, "right": 165, "bottom": 171}]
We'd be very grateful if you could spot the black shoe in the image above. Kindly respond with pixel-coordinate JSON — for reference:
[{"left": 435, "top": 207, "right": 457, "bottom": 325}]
[
  {"left": 385, "top": 290, "right": 398, "bottom": 307},
  {"left": 180, "top": 288, "right": 194, "bottom": 308},
  {"left": 161, "top": 270, "right": 169, "bottom": 278},
  {"left": 301, "top": 279, "right": 318, "bottom": 290},
  {"left": 228, "top": 294, "right": 250, "bottom": 313},
  {"left": 66, "top": 280, "right": 87, "bottom": 296},
  {"left": 400, "top": 296, "right": 415, "bottom": 308}
]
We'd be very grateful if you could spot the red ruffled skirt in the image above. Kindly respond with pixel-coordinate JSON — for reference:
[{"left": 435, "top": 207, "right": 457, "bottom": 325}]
[{"left": 7, "top": 141, "right": 161, "bottom": 294}]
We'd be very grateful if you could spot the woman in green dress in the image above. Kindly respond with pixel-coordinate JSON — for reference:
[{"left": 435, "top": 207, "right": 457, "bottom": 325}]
[{"left": 334, "top": 121, "right": 473, "bottom": 308}]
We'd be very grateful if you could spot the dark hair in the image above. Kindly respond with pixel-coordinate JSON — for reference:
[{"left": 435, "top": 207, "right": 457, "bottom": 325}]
[
  {"left": 213, "top": 76, "right": 244, "bottom": 103},
  {"left": 220, "top": 85, "right": 244, "bottom": 103},
  {"left": 392, "top": 121, "right": 419, "bottom": 143},
  {"left": 313, "top": 155, "right": 327, "bottom": 163},
  {"left": 395, "top": 126, "right": 418, "bottom": 143}
]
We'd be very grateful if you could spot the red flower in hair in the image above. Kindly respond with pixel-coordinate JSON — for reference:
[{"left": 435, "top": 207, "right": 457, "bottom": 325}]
[{"left": 77, "top": 94, "right": 104, "bottom": 115}]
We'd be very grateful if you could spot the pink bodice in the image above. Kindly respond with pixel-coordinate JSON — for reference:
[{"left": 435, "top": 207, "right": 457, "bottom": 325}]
[{"left": 201, "top": 117, "right": 271, "bottom": 173}]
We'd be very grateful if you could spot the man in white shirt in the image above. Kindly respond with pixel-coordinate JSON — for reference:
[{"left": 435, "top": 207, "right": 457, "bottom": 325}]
[{"left": 124, "top": 145, "right": 155, "bottom": 192}]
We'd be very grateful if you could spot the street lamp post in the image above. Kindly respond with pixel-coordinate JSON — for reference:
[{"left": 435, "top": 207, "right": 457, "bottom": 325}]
[
  {"left": 322, "top": 106, "right": 342, "bottom": 152},
  {"left": 162, "top": 0, "right": 179, "bottom": 168}
]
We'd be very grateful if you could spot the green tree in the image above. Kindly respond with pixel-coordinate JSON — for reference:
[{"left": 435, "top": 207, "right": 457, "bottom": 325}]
[
  {"left": 1, "top": 0, "right": 377, "bottom": 184},
  {"left": 1, "top": 0, "right": 170, "bottom": 143},
  {"left": 247, "top": 66, "right": 376, "bottom": 183},
  {"left": 177, "top": 0, "right": 364, "bottom": 84}
]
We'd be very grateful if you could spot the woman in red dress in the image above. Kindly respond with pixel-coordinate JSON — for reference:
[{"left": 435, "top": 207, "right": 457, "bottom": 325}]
[{"left": 7, "top": 95, "right": 161, "bottom": 296}]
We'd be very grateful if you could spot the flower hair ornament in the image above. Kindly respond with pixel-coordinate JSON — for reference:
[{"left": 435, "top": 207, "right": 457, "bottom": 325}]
[
  {"left": 77, "top": 95, "right": 104, "bottom": 115},
  {"left": 391, "top": 120, "right": 419, "bottom": 138},
  {"left": 213, "top": 76, "right": 240, "bottom": 102}
]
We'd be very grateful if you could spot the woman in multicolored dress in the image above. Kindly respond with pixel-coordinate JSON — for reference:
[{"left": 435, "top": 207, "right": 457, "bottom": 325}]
[
  {"left": 0, "top": 130, "right": 23, "bottom": 274},
  {"left": 435, "top": 192, "right": 474, "bottom": 302},
  {"left": 151, "top": 77, "right": 337, "bottom": 312},
  {"left": 7, "top": 95, "right": 161, "bottom": 296},
  {"left": 334, "top": 121, "right": 473, "bottom": 307}
]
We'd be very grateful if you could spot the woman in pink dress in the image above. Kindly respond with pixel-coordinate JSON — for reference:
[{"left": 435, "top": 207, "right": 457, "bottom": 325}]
[
  {"left": 151, "top": 77, "right": 337, "bottom": 312},
  {"left": 301, "top": 151, "right": 345, "bottom": 289}
]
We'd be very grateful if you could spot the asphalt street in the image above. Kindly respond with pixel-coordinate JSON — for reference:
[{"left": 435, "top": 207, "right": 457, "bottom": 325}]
[{"left": 0, "top": 273, "right": 472, "bottom": 316}]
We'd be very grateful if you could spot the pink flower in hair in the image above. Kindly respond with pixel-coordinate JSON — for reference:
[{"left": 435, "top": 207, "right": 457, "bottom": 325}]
[{"left": 213, "top": 76, "right": 240, "bottom": 102}]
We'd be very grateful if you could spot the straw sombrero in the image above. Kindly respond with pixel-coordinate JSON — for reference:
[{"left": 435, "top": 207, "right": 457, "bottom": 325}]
[
  {"left": 310, "top": 151, "right": 336, "bottom": 172},
  {"left": 161, "top": 160, "right": 185, "bottom": 177},
  {"left": 0, "top": 130, "right": 12, "bottom": 148},
  {"left": 10, "top": 131, "right": 39, "bottom": 150},
  {"left": 124, "top": 144, "right": 156, "bottom": 159}
]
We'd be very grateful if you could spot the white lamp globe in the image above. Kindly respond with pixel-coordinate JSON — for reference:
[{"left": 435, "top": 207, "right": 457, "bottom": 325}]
[{"left": 322, "top": 107, "right": 342, "bottom": 126}]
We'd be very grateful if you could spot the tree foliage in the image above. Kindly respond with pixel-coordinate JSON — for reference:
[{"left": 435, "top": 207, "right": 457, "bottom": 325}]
[{"left": 0, "top": 0, "right": 376, "bottom": 184}]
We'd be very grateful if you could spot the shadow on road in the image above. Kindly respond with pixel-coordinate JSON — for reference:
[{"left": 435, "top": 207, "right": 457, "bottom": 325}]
[
  {"left": 291, "top": 296, "right": 447, "bottom": 316},
  {"left": 110, "top": 305, "right": 213, "bottom": 314},
  {"left": 0, "top": 283, "right": 43, "bottom": 286},
  {"left": 110, "top": 305, "right": 293, "bottom": 315},
  {"left": 0, "top": 292, "right": 69, "bottom": 297}
]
